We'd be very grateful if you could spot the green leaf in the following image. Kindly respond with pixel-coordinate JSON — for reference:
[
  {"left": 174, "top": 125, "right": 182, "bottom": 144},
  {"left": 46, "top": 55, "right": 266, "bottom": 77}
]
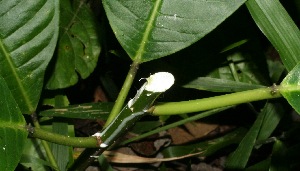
[
  {"left": 98, "top": 154, "right": 114, "bottom": 171},
  {"left": 0, "top": 0, "right": 59, "bottom": 113},
  {"left": 40, "top": 102, "right": 113, "bottom": 119},
  {"left": 267, "top": 59, "right": 286, "bottom": 83},
  {"left": 246, "top": 0, "right": 300, "bottom": 71},
  {"left": 269, "top": 140, "right": 289, "bottom": 171},
  {"left": 245, "top": 158, "right": 271, "bottom": 171},
  {"left": 183, "top": 77, "right": 265, "bottom": 92},
  {"left": 162, "top": 128, "right": 246, "bottom": 158},
  {"left": 202, "top": 52, "right": 270, "bottom": 91},
  {"left": 20, "top": 125, "right": 75, "bottom": 170},
  {"left": 0, "top": 76, "right": 27, "bottom": 171},
  {"left": 103, "top": 0, "right": 246, "bottom": 63},
  {"left": 225, "top": 106, "right": 267, "bottom": 170},
  {"left": 51, "top": 123, "right": 71, "bottom": 171},
  {"left": 46, "top": 0, "right": 101, "bottom": 89},
  {"left": 256, "top": 102, "right": 283, "bottom": 143},
  {"left": 20, "top": 139, "right": 52, "bottom": 171},
  {"left": 280, "top": 63, "right": 300, "bottom": 114}
]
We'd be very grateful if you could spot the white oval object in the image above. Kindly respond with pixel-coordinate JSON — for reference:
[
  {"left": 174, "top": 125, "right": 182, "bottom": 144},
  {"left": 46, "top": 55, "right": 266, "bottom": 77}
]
[{"left": 145, "top": 72, "right": 174, "bottom": 92}]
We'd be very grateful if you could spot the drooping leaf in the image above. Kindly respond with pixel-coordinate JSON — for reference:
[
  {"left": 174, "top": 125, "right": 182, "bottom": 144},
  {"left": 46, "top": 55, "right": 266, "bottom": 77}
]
[
  {"left": 0, "top": 76, "right": 28, "bottom": 171},
  {"left": 46, "top": 0, "right": 101, "bottom": 89},
  {"left": 102, "top": 0, "right": 247, "bottom": 63},
  {"left": 0, "top": 0, "right": 59, "bottom": 113},
  {"left": 246, "top": 0, "right": 300, "bottom": 71},
  {"left": 280, "top": 63, "right": 300, "bottom": 114}
]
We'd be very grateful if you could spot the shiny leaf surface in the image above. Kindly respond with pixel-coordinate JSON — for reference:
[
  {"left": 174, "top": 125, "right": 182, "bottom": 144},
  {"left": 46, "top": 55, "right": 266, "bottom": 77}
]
[
  {"left": 280, "top": 63, "right": 300, "bottom": 114},
  {"left": 0, "top": 0, "right": 59, "bottom": 113},
  {"left": 103, "top": 0, "right": 246, "bottom": 63},
  {"left": 0, "top": 76, "right": 27, "bottom": 170},
  {"left": 247, "top": 0, "right": 300, "bottom": 71}
]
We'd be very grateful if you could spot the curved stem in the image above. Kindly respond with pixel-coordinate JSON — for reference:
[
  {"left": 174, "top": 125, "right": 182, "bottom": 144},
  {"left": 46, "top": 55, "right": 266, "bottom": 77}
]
[
  {"left": 104, "top": 61, "right": 139, "bottom": 127},
  {"left": 28, "top": 125, "right": 99, "bottom": 148},
  {"left": 152, "top": 86, "right": 282, "bottom": 115}
]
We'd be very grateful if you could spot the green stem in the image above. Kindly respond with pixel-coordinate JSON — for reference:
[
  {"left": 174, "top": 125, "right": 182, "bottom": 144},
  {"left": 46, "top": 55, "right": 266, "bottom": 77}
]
[
  {"left": 28, "top": 126, "right": 98, "bottom": 148},
  {"left": 120, "top": 106, "right": 232, "bottom": 146},
  {"left": 29, "top": 86, "right": 282, "bottom": 148},
  {"left": 153, "top": 86, "right": 282, "bottom": 115},
  {"left": 104, "top": 61, "right": 139, "bottom": 127},
  {"left": 31, "top": 114, "right": 60, "bottom": 171},
  {"left": 227, "top": 56, "right": 240, "bottom": 81}
]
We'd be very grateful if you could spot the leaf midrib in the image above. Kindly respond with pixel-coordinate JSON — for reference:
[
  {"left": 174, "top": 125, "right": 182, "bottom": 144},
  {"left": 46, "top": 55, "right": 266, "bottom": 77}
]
[
  {"left": 0, "top": 40, "right": 33, "bottom": 112},
  {"left": 134, "top": 0, "right": 162, "bottom": 63}
]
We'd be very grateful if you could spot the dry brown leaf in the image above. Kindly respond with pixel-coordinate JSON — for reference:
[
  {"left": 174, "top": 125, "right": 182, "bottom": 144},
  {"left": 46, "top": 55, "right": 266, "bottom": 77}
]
[{"left": 168, "top": 121, "right": 219, "bottom": 144}]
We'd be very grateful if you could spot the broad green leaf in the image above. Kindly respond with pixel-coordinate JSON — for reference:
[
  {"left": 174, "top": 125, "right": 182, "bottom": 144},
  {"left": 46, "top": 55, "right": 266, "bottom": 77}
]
[
  {"left": 280, "top": 63, "right": 300, "bottom": 114},
  {"left": 0, "top": 76, "right": 27, "bottom": 171},
  {"left": 102, "top": 0, "right": 247, "bottom": 63},
  {"left": 46, "top": 0, "right": 101, "bottom": 89},
  {"left": 183, "top": 77, "right": 265, "bottom": 92},
  {"left": 246, "top": 0, "right": 300, "bottom": 71},
  {"left": 0, "top": 0, "right": 59, "bottom": 113}
]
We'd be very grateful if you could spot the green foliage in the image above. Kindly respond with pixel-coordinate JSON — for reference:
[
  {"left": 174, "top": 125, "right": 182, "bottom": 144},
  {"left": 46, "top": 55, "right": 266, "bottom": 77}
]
[
  {"left": 0, "top": 76, "right": 27, "bottom": 170},
  {"left": 46, "top": 0, "right": 101, "bottom": 89},
  {"left": 247, "top": 0, "right": 300, "bottom": 71},
  {"left": 102, "top": 0, "right": 246, "bottom": 63},
  {"left": 225, "top": 102, "right": 284, "bottom": 169},
  {"left": 280, "top": 63, "right": 300, "bottom": 114},
  {"left": 0, "top": 0, "right": 59, "bottom": 113},
  {"left": 1, "top": 0, "right": 300, "bottom": 170}
]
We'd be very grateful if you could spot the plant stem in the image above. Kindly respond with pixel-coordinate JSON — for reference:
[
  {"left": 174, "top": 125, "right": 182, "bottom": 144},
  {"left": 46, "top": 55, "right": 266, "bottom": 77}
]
[
  {"left": 120, "top": 106, "right": 232, "bottom": 146},
  {"left": 104, "top": 61, "right": 139, "bottom": 127},
  {"left": 71, "top": 72, "right": 175, "bottom": 170},
  {"left": 31, "top": 114, "right": 60, "bottom": 171},
  {"left": 152, "top": 86, "right": 282, "bottom": 115},
  {"left": 28, "top": 125, "right": 99, "bottom": 148}
]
